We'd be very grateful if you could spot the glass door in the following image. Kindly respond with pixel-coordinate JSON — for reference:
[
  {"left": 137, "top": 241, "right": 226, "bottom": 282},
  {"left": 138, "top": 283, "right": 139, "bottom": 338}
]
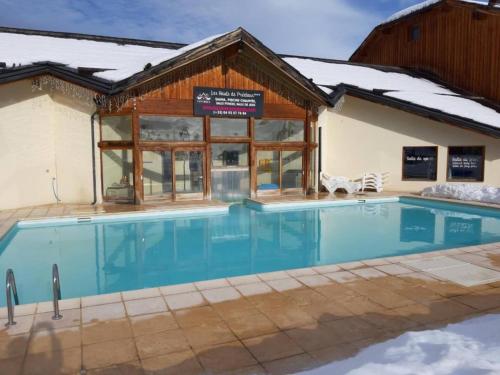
[
  {"left": 256, "top": 149, "right": 303, "bottom": 194},
  {"left": 142, "top": 151, "right": 173, "bottom": 199},
  {"left": 174, "top": 151, "right": 204, "bottom": 199},
  {"left": 211, "top": 143, "right": 250, "bottom": 201}
]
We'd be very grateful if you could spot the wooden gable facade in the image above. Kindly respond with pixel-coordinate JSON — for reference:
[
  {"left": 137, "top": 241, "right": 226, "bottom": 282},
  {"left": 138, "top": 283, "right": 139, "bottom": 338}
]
[
  {"left": 98, "top": 41, "right": 324, "bottom": 203},
  {"left": 350, "top": 0, "right": 500, "bottom": 103}
]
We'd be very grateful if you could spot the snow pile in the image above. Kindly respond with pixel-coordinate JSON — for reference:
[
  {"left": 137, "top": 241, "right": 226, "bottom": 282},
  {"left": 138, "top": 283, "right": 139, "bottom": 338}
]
[
  {"left": 299, "top": 313, "right": 500, "bottom": 374},
  {"left": 284, "top": 57, "right": 500, "bottom": 129},
  {"left": 421, "top": 184, "right": 500, "bottom": 205}
]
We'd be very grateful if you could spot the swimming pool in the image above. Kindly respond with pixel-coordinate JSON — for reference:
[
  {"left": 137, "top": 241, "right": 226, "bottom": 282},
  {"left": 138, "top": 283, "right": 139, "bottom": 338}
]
[{"left": 1, "top": 197, "right": 499, "bottom": 306}]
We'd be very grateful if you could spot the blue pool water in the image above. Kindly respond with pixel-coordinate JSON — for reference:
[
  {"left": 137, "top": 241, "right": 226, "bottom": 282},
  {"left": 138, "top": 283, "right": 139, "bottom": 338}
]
[{"left": 1, "top": 197, "right": 500, "bottom": 306}]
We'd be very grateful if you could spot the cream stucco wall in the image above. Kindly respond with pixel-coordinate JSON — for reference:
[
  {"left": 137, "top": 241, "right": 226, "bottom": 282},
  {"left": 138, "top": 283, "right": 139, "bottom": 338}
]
[
  {"left": 0, "top": 79, "right": 101, "bottom": 210},
  {"left": 319, "top": 95, "right": 500, "bottom": 192}
]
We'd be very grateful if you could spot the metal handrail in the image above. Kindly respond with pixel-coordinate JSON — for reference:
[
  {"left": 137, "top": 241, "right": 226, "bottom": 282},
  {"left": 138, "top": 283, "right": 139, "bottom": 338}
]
[
  {"left": 52, "top": 264, "right": 63, "bottom": 320},
  {"left": 5, "top": 269, "right": 19, "bottom": 326}
]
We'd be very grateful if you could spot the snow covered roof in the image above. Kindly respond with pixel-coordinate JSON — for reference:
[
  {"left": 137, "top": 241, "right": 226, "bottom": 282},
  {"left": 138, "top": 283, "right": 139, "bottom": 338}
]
[
  {"left": 0, "top": 27, "right": 498, "bottom": 136},
  {"left": 283, "top": 56, "right": 500, "bottom": 131},
  {"left": 0, "top": 29, "right": 222, "bottom": 82},
  {"left": 383, "top": 0, "right": 498, "bottom": 25}
]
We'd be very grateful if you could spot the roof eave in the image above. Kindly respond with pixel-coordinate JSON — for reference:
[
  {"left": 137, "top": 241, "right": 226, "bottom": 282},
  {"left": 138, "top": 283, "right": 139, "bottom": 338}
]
[{"left": 328, "top": 85, "right": 500, "bottom": 138}]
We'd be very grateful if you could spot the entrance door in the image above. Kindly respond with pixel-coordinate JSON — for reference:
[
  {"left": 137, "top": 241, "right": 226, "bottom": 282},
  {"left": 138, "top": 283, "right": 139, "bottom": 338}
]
[
  {"left": 174, "top": 151, "right": 204, "bottom": 200},
  {"left": 142, "top": 150, "right": 173, "bottom": 199},
  {"left": 210, "top": 143, "right": 250, "bottom": 201}
]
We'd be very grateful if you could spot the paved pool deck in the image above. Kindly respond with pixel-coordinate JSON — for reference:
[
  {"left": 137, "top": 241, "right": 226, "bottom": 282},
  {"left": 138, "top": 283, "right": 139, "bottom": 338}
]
[
  {"left": 0, "top": 241, "right": 499, "bottom": 374},
  {"left": 1, "top": 194, "right": 500, "bottom": 374}
]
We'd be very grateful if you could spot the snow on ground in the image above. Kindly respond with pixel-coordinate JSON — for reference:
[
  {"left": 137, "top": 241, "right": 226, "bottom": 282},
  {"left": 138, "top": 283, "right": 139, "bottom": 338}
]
[
  {"left": 0, "top": 31, "right": 225, "bottom": 82},
  {"left": 284, "top": 57, "right": 500, "bottom": 128},
  {"left": 299, "top": 313, "right": 500, "bottom": 375},
  {"left": 422, "top": 184, "right": 500, "bottom": 205}
]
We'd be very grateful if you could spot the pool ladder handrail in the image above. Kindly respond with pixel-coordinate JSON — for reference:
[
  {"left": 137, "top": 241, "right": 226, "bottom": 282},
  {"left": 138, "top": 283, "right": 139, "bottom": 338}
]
[
  {"left": 52, "top": 264, "right": 63, "bottom": 320},
  {"left": 5, "top": 269, "right": 19, "bottom": 326}
]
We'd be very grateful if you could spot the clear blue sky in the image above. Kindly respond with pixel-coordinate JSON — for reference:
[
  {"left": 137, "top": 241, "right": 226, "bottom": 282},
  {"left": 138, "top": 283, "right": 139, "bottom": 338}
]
[{"left": 0, "top": 0, "right": 475, "bottom": 59}]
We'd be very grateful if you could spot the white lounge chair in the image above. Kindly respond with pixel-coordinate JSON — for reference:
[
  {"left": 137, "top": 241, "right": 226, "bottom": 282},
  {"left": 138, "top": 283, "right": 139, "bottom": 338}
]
[
  {"left": 358, "top": 172, "right": 389, "bottom": 193},
  {"left": 321, "top": 173, "right": 362, "bottom": 194}
]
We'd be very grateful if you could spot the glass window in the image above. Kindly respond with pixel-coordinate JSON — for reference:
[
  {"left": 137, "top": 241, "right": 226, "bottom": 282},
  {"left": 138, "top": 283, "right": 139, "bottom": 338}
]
[
  {"left": 140, "top": 116, "right": 203, "bottom": 141},
  {"left": 282, "top": 151, "right": 303, "bottom": 189},
  {"left": 210, "top": 118, "right": 247, "bottom": 137},
  {"left": 254, "top": 119, "right": 304, "bottom": 142},
  {"left": 102, "top": 149, "right": 134, "bottom": 200},
  {"left": 256, "top": 151, "right": 280, "bottom": 190},
  {"left": 175, "top": 151, "right": 203, "bottom": 194},
  {"left": 101, "top": 116, "right": 132, "bottom": 141},
  {"left": 402, "top": 146, "right": 438, "bottom": 180},
  {"left": 143, "top": 151, "right": 172, "bottom": 197},
  {"left": 211, "top": 144, "right": 248, "bottom": 168},
  {"left": 447, "top": 146, "right": 485, "bottom": 181}
]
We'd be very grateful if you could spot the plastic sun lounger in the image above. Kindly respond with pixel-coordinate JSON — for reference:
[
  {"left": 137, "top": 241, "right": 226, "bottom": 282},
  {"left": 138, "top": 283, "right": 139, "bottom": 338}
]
[{"left": 321, "top": 173, "right": 362, "bottom": 194}]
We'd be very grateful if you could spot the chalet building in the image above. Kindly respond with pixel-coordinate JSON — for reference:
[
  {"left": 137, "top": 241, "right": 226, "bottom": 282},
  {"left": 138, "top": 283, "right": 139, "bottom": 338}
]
[
  {"left": 351, "top": 0, "right": 500, "bottom": 104},
  {"left": 0, "top": 18, "right": 499, "bottom": 210}
]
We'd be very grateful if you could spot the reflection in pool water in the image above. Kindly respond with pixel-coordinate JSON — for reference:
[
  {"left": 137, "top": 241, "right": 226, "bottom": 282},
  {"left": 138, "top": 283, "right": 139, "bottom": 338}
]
[{"left": 0, "top": 198, "right": 499, "bottom": 306}]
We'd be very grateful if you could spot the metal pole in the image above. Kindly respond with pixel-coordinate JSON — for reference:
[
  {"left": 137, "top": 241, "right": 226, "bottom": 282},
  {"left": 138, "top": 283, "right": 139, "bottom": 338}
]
[
  {"left": 52, "top": 264, "right": 63, "bottom": 320},
  {"left": 5, "top": 269, "right": 19, "bottom": 326}
]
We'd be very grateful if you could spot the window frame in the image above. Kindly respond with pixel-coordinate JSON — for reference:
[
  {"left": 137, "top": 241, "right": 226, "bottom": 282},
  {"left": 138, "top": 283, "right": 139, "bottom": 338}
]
[
  {"left": 401, "top": 146, "right": 438, "bottom": 181},
  {"left": 446, "top": 146, "right": 485, "bottom": 182}
]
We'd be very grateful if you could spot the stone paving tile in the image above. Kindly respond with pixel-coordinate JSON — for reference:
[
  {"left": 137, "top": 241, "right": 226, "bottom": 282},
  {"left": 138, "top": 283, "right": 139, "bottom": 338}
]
[
  {"left": 159, "top": 283, "right": 197, "bottom": 296},
  {"left": 295, "top": 274, "right": 331, "bottom": 287},
  {"left": 0, "top": 356, "right": 23, "bottom": 374},
  {"left": 351, "top": 267, "right": 387, "bottom": 279},
  {"left": 211, "top": 298, "right": 259, "bottom": 321},
  {"left": 82, "top": 319, "right": 132, "bottom": 345},
  {"left": 194, "top": 341, "right": 257, "bottom": 373},
  {"left": 266, "top": 278, "right": 303, "bottom": 292},
  {"left": 81, "top": 292, "right": 122, "bottom": 307},
  {"left": 37, "top": 298, "right": 80, "bottom": 313},
  {"left": 375, "top": 263, "right": 414, "bottom": 275},
  {"left": 402, "top": 256, "right": 466, "bottom": 271},
  {"left": 235, "top": 282, "right": 273, "bottom": 296},
  {"left": 129, "top": 312, "right": 178, "bottom": 337},
  {"left": 125, "top": 297, "right": 168, "bottom": 317},
  {"left": 286, "top": 268, "right": 318, "bottom": 277},
  {"left": 163, "top": 292, "right": 206, "bottom": 310},
  {"left": 0, "top": 303, "right": 37, "bottom": 319},
  {"left": 33, "top": 309, "right": 80, "bottom": 331},
  {"left": 122, "top": 288, "right": 161, "bottom": 301},
  {"left": 183, "top": 322, "right": 237, "bottom": 349},
  {"left": 283, "top": 288, "right": 329, "bottom": 307},
  {"left": 28, "top": 326, "right": 81, "bottom": 354},
  {"left": 227, "top": 275, "right": 262, "bottom": 286},
  {"left": 141, "top": 349, "right": 204, "bottom": 375},
  {"left": 0, "top": 333, "right": 29, "bottom": 360},
  {"left": 135, "top": 329, "right": 190, "bottom": 359},
  {"left": 428, "top": 263, "right": 500, "bottom": 287},
  {"left": 24, "top": 346, "right": 82, "bottom": 375},
  {"left": 82, "top": 303, "right": 125, "bottom": 324},
  {"left": 262, "top": 352, "right": 319, "bottom": 374},
  {"left": 0, "top": 314, "right": 34, "bottom": 336},
  {"left": 257, "top": 271, "right": 289, "bottom": 281},
  {"left": 225, "top": 312, "right": 279, "bottom": 339},
  {"left": 194, "top": 278, "right": 230, "bottom": 290},
  {"left": 259, "top": 305, "right": 315, "bottom": 330},
  {"left": 323, "top": 270, "right": 360, "bottom": 283},
  {"left": 173, "top": 306, "right": 222, "bottom": 329},
  {"left": 361, "top": 258, "right": 390, "bottom": 267},
  {"left": 201, "top": 286, "right": 241, "bottom": 303},
  {"left": 338, "top": 261, "right": 365, "bottom": 270},
  {"left": 242, "top": 332, "right": 304, "bottom": 363},
  {"left": 311, "top": 264, "right": 341, "bottom": 274},
  {"left": 83, "top": 338, "right": 137, "bottom": 369},
  {"left": 452, "top": 288, "right": 500, "bottom": 311},
  {"left": 284, "top": 323, "right": 340, "bottom": 352}
]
